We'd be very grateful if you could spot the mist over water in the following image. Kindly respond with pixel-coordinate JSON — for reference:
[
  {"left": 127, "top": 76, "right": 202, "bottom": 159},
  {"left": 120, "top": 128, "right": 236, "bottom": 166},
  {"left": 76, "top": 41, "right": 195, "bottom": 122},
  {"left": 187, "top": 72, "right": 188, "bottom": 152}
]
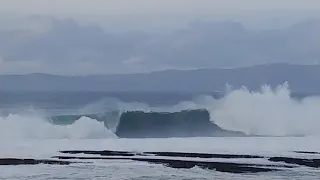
[{"left": 0, "top": 83, "right": 320, "bottom": 139}]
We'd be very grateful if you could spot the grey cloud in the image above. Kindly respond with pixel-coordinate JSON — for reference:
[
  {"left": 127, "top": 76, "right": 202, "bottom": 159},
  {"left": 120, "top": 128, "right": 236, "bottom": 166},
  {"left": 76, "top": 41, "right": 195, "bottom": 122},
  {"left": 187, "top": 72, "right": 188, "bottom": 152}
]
[
  {"left": 0, "top": 16, "right": 319, "bottom": 75},
  {"left": 0, "top": 17, "right": 152, "bottom": 74}
]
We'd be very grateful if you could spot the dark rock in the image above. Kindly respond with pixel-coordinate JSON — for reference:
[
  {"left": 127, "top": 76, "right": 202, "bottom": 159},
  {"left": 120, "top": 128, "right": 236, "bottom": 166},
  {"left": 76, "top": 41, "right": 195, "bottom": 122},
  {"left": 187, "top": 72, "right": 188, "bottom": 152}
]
[
  {"left": 60, "top": 150, "right": 140, "bottom": 156},
  {"left": 294, "top": 151, "right": 320, "bottom": 155},
  {"left": 52, "top": 156, "right": 282, "bottom": 173},
  {"left": 132, "top": 158, "right": 282, "bottom": 173},
  {"left": 0, "top": 158, "right": 74, "bottom": 165},
  {"left": 60, "top": 150, "right": 263, "bottom": 159},
  {"left": 144, "top": 151, "right": 264, "bottom": 159},
  {"left": 269, "top": 157, "right": 320, "bottom": 168},
  {"left": 53, "top": 156, "right": 110, "bottom": 160}
]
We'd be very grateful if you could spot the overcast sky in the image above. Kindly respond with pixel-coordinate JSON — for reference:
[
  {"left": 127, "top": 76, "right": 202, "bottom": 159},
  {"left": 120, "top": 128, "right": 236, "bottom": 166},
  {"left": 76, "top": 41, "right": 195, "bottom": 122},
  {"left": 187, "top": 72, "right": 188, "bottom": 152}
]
[
  {"left": 0, "top": 0, "right": 320, "bottom": 75},
  {"left": 1, "top": 0, "right": 320, "bottom": 14}
]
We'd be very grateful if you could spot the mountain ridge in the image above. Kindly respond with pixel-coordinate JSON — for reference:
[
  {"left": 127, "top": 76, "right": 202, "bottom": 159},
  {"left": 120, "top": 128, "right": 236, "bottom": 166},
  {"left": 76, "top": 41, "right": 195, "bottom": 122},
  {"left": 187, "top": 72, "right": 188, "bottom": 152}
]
[{"left": 1, "top": 63, "right": 320, "bottom": 93}]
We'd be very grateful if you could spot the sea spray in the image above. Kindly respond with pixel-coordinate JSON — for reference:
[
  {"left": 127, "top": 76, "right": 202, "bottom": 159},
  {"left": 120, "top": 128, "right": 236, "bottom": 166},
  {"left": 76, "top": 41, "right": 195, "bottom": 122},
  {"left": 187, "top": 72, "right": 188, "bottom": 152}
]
[{"left": 210, "top": 83, "right": 320, "bottom": 136}]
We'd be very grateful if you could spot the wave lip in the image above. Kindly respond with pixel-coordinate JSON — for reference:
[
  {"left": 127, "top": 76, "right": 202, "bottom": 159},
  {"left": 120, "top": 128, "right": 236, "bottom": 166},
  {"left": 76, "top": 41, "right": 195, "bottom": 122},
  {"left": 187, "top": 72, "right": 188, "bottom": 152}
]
[{"left": 115, "top": 109, "right": 244, "bottom": 138}]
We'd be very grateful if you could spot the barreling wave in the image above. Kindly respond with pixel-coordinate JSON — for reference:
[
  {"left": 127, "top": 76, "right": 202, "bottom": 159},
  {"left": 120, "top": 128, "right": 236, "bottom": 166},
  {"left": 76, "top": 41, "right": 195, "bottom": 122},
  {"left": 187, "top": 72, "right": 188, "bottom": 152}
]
[{"left": 116, "top": 109, "right": 245, "bottom": 138}]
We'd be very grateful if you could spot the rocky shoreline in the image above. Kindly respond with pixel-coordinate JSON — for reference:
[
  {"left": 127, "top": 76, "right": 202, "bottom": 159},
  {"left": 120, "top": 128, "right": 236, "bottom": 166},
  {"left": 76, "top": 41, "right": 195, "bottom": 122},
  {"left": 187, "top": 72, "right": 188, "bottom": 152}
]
[
  {"left": 0, "top": 158, "right": 74, "bottom": 165},
  {"left": 1, "top": 150, "right": 319, "bottom": 174}
]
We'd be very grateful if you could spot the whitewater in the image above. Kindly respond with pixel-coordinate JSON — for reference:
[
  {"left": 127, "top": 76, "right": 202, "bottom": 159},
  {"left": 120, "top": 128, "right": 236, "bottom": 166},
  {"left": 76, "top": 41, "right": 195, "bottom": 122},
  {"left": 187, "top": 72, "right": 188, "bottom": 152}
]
[{"left": 0, "top": 84, "right": 320, "bottom": 179}]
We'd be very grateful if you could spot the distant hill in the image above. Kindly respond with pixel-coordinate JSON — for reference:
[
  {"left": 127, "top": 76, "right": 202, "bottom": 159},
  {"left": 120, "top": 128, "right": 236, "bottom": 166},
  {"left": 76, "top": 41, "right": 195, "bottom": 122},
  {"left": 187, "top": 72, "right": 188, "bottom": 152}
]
[{"left": 1, "top": 63, "right": 320, "bottom": 93}]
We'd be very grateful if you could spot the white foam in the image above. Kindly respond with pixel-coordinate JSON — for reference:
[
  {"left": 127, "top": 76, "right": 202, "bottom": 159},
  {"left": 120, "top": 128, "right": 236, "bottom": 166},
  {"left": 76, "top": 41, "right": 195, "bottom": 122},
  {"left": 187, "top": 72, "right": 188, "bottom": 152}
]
[{"left": 0, "top": 114, "right": 117, "bottom": 139}]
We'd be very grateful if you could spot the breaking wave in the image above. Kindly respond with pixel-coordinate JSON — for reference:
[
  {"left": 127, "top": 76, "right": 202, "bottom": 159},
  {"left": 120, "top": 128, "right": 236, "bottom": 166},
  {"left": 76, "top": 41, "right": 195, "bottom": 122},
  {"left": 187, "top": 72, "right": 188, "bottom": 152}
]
[{"left": 1, "top": 83, "right": 320, "bottom": 138}]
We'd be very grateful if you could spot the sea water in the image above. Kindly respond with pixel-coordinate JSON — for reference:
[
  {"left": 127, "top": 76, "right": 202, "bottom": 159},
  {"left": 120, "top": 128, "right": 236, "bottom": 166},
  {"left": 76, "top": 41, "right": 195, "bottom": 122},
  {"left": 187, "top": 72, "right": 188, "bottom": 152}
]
[{"left": 0, "top": 84, "right": 319, "bottom": 179}]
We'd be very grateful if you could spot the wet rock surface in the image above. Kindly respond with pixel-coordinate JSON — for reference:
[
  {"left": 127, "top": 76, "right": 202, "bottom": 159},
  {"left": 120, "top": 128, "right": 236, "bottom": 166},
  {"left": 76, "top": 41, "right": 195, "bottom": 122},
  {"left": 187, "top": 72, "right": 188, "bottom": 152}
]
[
  {"left": 269, "top": 157, "right": 320, "bottom": 168},
  {"left": 294, "top": 151, "right": 320, "bottom": 155},
  {"left": 60, "top": 150, "right": 140, "bottom": 156},
  {"left": 143, "top": 151, "right": 264, "bottom": 159},
  {"left": 2, "top": 150, "right": 319, "bottom": 174},
  {"left": 52, "top": 156, "right": 280, "bottom": 173},
  {"left": 0, "top": 158, "right": 75, "bottom": 165},
  {"left": 55, "top": 150, "right": 305, "bottom": 173},
  {"left": 59, "top": 150, "right": 263, "bottom": 159}
]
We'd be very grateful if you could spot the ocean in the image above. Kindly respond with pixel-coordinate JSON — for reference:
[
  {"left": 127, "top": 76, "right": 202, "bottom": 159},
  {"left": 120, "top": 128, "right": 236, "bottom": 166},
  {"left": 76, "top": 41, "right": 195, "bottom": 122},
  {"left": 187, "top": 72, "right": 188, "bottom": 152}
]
[{"left": 0, "top": 84, "right": 319, "bottom": 179}]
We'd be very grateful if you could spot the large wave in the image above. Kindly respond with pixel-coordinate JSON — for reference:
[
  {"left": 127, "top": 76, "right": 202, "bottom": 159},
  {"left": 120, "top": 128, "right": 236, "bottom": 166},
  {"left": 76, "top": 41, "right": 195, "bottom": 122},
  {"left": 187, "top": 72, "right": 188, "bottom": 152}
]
[
  {"left": 1, "top": 83, "right": 320, "bottom": 139},
  {"left": 115, "top": 109, "right": 244, "bottom": 138}
]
